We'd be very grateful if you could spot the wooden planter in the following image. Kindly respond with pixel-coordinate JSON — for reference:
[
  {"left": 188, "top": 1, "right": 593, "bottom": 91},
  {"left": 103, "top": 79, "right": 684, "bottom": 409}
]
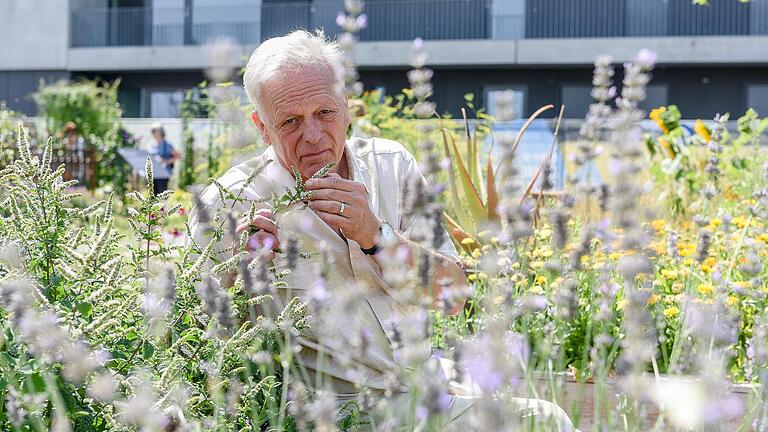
[{"left": 522, "top": 372, "right": 759, "bottom": 431}]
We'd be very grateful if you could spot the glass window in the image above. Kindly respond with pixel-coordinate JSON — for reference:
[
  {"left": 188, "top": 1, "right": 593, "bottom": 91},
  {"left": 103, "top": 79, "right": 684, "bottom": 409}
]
[
  {"left": 560, "top": 85, "right": 592, "bottom": 119},
  {"left": 484, "top": 87, "right": 526, "bottom": 120},
  {"left": 148, "top": 89, "right": 185, "bottom": 118},
  {"left": 747, "top": 84, "right": 768, "bottom": 117},
  {"left": 639, "top": 84, "right": 668, "bottom": 114}
]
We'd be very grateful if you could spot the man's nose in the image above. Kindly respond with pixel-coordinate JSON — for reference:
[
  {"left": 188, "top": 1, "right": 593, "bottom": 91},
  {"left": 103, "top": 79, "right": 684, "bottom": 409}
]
[{"left": 303, "top": 117, "right": 323, "bottom": 144}]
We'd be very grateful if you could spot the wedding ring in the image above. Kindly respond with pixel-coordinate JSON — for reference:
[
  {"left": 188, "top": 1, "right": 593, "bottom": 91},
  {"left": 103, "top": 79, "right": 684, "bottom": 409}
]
[{"left": 339, "top": 202, "right": 346, "bottom": 215}]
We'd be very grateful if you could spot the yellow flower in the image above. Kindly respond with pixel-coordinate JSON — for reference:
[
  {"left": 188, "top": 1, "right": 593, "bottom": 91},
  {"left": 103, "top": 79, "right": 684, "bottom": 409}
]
[
  {"left": 694, "top": 119, "right": 711, "bottom": 142},
  {"left": 697, "top": 283, "right": 714, "bottom": 296},
  {"left": 530, "top": 285, "right": 545, "bottom": 295},
  {"left": 539, "top": 248, "right": 554, "bottom": 258},
  {"left": 758, "top": 233, "right": 768, "bottom": 243},
  {"left": 650, "top": 242, "right": 667, "bottom": 255},
  {"left": 467, "top": 273, "right": 478, "bottom": 282},
  {"left": 650, "top": 106, "right": 669, "bottom": 133},
  {"left": 671, "top": 282, "right": 684, "bottom": 293},
  {"left": 678, "top": 243, "right": 696, "bottom": 257},
  {"left": 709, "top": 218, "right": 722, "bottom": 228},
  {"left": 609, "top": 252, "right": 622, "bottom": 261},
  {"left": 651, "top": 219, "right": 667, "bottom": 232},
  {"left": 617, "top": 299, "right": 629, "bottom": 311},
  {"left": 471, "top": 248, "right": 481, "bottom": 258},
  {"left": 534, "top": 275, "right": 548, "bottom": 285},
  {"left": 701, "top": 257, "right": 716, "bottom": 274},
  {"left": 648, "top": 294, "right": 661, "bottom": 305},
  {"left": 477, "top": 230, "right": 490, "bottom": 239},
  {"left": 661, "top": 269, "right": 679, "bottom": 279},
  {"left": 663, "top": 306, "right": 680, "bottom": 318},
  {"left": 658, "top": 137, "right": 675, "bottom": 159},
  {"left": 461, "top": 237, "right": 476, "bottom": 245},
  {"left": 530, "top": 260, "right": 545, "bottom": 270},
  {"left": 733, "top": 216, "right": 748, "bottom": 229},
  {"left": 726, "top": 295, "right": 739, "bottom": 307}
]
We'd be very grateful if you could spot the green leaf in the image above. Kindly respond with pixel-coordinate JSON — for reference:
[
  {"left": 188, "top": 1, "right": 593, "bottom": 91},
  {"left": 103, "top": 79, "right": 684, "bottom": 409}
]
[
  {"left": 142, "top": 341, "right": 155, "bottom": 360},
  {"left": 76, "top": 301, "right": 93, "bottom": 319}
]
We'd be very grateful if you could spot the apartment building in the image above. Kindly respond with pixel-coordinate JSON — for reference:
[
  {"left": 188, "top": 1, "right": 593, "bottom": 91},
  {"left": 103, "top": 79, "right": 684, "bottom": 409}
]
[{"left": 2, "top": 0, "right": 768, "bottom": 120}]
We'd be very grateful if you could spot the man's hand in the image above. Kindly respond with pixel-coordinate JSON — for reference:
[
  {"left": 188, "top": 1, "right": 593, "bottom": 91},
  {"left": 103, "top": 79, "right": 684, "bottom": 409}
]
[
  {"left": 235, "top": 208, "right": 280, "bottom": 261},
  {"left": 305, "top": 173, "right": 380, "bottom": 249}
]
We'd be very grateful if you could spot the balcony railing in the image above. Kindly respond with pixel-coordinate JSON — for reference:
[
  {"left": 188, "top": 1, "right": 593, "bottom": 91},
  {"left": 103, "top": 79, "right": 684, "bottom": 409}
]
[
  {"left": 70, "top": 0, "right": 768, "bottom": 48},
  {"left": 71, "top": 0, "right": 491, "bottom": 48}
]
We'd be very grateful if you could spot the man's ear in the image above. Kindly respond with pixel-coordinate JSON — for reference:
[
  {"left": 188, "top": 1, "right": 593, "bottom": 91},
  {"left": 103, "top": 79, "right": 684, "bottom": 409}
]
[{"left": 251, "top": 111, "right": 272, "bottom": 146}]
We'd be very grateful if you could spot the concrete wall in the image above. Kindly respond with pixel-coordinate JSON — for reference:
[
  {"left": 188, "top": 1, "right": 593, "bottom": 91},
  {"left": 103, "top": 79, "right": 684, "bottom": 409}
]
[{"left": 0, "top": 0, "right": 70, "bottom": 70}]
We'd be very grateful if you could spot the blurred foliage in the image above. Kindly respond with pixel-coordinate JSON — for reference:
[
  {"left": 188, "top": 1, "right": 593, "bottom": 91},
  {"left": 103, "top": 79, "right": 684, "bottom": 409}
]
[{"left": 33, "top": 79, "right": 135, "bottom": 194}]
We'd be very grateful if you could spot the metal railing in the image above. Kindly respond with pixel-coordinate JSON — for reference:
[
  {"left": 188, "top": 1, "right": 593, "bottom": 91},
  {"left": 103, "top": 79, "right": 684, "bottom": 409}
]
[
  {"left": 71, "top": 0, "right": 491, "bottom": 48},
  {"left": 70, "top": 0, "right": 768, "bottom": 48}
]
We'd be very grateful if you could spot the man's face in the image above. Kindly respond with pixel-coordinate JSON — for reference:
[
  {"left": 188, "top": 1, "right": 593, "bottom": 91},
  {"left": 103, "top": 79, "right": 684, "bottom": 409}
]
[{"left": 251, "top": 66, "right": 350, "bottom": 180}]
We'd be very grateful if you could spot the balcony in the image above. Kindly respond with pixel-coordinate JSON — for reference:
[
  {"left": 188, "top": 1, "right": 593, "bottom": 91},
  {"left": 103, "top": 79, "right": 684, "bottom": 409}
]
[
  {"left": 69, "top": 0, "right": 768, "bottom": 49},
  {"left": 70, "top": 0, "right": 492, "bottom": 48}
]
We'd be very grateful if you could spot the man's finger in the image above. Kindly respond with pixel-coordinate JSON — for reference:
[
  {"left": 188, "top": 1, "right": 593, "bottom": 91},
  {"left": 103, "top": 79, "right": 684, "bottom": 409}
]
[
  {"left": 306, "top": 188, "right": 355, "bottom": 203},
  {"left": 236, "top": 215, "right": 278, "bottom": 236},
  {"left": 308, "top": 199, "right": 353, "bottom": 218},
  {"left": 305, "top": 175, "right": 361, "bottom": 192},
  {"left": 314, "top": 210, "right": 348, "bottom": 229}
]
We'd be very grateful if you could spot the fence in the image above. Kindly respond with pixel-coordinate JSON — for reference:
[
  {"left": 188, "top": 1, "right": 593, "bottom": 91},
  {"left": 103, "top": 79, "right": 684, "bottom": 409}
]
[{"left": 0, "top": 145, "right": 97, "bottom": 190}]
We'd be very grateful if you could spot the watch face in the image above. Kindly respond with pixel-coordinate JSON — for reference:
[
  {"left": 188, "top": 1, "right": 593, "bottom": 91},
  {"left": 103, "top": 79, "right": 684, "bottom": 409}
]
[{"left": 380, "top": 221, "right": 396, "bottom": 247}]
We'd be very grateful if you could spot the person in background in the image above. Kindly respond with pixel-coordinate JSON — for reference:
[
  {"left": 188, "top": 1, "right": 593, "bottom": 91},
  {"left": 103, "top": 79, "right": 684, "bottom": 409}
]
[
  {"left": 149, "top": 123, "right": 180, "bottom": 194},
  {"left": 62, "top": 122, "right": 86, "bottom": 184}
]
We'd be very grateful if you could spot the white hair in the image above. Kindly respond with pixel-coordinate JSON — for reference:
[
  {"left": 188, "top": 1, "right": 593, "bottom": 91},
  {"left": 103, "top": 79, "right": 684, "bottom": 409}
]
[{"left": 243, "top": 29, "right": 344, "bottom": 118}]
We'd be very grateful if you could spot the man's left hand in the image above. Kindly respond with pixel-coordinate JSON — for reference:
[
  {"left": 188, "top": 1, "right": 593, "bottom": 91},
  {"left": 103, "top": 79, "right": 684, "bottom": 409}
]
[{"left": 305, "top": 173, "right": 380, "bottom": 249}]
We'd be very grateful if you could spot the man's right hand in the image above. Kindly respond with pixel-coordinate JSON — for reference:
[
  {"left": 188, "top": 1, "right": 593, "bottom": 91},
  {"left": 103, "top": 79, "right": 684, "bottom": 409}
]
[{"left": 236, "top": 209, "right": 280, "bottom": 261}]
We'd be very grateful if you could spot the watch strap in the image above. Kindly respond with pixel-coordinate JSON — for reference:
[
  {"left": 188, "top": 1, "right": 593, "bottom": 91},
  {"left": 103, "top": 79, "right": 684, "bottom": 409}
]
[{"left": 360, "top": 243, "right": 380, "bottom": 255}]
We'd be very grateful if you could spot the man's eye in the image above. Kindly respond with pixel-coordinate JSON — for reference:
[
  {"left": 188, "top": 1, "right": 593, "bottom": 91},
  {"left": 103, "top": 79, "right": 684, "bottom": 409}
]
[
  {"left": 282, "top": 118, "right": 297, "bottom": 126},
  {"left": 320, "top": 110, "right": 334, "bottom": 116}
]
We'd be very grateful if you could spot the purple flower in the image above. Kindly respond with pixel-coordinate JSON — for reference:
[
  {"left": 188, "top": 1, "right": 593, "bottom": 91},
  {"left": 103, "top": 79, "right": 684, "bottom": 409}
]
[
  {"left": 635, "top": 49, "right": 657, "bottom": 68},
  {"left": 464, "top": 354, "right": 503, "bottom": 392},
  {"left": 356, "top": 13, "right": 367, "bottom": 30},
  {"left": 336, "top": 12, "right": 346, "bottom": 28}
]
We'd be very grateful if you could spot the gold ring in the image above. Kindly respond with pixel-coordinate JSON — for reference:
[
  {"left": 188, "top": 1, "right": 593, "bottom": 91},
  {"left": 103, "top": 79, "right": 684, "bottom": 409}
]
[{"left": 339, "top": 202, "right": 346, "bottom": 215}]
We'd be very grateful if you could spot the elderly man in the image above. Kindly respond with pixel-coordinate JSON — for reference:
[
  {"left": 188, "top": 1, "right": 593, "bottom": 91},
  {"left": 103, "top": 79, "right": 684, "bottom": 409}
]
[{"left": 189, "top": 30, "right": 576, "bottom": 431}]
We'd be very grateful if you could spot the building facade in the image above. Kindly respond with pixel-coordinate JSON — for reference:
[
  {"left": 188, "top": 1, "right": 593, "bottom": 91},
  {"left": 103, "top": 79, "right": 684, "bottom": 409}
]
[{"left": 2, "top": 0, "right": 768, "bottom": 119}]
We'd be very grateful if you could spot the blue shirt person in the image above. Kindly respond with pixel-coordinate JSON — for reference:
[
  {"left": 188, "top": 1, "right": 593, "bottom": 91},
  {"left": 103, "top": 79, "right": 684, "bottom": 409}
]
[{"left": 149, "top": 123, "right": 180, "bottom": 193}]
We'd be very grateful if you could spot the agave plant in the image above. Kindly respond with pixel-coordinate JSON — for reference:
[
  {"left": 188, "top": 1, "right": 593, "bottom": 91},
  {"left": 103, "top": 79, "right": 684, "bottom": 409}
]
[{"left": 440, "top": 105, "right": 556, "bottom": 252}]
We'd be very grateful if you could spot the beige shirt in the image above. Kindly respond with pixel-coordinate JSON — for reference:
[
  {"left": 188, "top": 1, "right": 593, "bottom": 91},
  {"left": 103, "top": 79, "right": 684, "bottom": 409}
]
[{"left": 189, "top": 137, "right": 459, "bottom": 397}]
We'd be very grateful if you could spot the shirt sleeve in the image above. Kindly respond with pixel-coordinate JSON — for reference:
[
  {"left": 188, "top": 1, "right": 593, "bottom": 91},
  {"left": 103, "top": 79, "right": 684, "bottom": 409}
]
[{"left": 397, "top": 151, "right": 461, "bottom": 263}]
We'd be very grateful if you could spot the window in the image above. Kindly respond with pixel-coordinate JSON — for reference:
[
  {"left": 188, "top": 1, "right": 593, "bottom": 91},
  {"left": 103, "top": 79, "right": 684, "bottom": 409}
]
[
  {"left": 562, "top": 83, "right": 668, "bottom": 119},
  {"left": 484, "top": 87, "right": 526, "bottom": 120},
  {"left": 639, "top": 84, "right": 669, "bottom": 114},
  {"left": 560, "top": 85, "right": 592, "bottom": 119},
  {"left": 146, "top": 89, "right": 186, "bottom": 118},
  {"left": 747, "top": 84, "right": 768, "bottom": 116}
]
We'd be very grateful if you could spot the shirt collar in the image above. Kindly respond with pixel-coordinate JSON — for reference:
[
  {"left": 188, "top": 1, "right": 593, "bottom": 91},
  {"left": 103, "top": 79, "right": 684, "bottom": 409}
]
[{"left": 261, "top": 141, "right": 371, "bottom": 192}]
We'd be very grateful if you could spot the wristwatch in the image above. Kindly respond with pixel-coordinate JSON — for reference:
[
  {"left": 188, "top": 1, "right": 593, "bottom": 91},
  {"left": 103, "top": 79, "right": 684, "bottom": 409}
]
[{"left": 361, "top": 220, "right": 395, "bottom": 255}]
